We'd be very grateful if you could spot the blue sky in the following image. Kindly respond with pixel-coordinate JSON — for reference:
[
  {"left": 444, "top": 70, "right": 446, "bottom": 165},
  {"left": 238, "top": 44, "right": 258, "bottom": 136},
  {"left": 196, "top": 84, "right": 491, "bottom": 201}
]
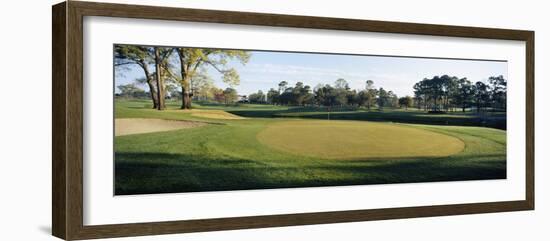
[{"left": 115, "top": 50, "right": 507, "bottom": 97}]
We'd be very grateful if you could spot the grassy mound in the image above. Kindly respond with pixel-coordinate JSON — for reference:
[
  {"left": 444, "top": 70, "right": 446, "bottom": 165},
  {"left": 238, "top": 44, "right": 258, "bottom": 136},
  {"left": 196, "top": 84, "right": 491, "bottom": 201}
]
[{"left": 256, "top": 120, "right": 464, "bottom": 159}]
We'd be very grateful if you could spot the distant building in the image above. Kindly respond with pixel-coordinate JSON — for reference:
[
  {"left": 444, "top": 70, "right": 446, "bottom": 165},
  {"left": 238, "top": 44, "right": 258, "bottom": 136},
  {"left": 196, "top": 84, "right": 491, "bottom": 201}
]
[{"left": 238, "top": 95, "right": 249, "bottom": 103}]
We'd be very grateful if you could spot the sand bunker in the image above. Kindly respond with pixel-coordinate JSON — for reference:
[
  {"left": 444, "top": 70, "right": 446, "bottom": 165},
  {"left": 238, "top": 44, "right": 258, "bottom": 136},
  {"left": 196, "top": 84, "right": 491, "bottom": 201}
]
[{"left": 115, "top": 118, "right": 206, "bottom": 136}]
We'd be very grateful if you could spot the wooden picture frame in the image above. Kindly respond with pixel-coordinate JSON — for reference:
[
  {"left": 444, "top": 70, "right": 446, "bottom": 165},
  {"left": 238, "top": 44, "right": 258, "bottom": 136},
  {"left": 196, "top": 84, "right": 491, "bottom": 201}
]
[{"left": 52, "top": 1, "right": 534, "bottom": 240}]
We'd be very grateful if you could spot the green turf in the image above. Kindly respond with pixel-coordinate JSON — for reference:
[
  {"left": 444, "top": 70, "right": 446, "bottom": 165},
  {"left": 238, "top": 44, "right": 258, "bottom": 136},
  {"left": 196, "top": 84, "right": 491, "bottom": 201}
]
[
  {"left": 257, "top": 120, "right": 464, "bottom": 159},
  {"left": 114, "top": 99, "right": 506, "bottom": 195}
]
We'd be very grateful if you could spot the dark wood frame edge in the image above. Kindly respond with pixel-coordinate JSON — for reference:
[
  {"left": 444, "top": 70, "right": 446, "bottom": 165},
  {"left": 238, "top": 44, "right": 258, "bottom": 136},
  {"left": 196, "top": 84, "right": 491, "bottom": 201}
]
[
  {"left": 52, "top": 1, "right": 535, "bottom": 240},
  {"left": 52, "top": 1, "right": 67, "bottom": 239}
]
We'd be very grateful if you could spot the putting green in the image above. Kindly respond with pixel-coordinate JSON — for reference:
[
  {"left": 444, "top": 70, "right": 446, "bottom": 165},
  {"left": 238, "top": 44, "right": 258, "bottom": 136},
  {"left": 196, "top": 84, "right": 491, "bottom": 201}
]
[{"left": 256, "top": 120, "right": 464, "bottom": 159}]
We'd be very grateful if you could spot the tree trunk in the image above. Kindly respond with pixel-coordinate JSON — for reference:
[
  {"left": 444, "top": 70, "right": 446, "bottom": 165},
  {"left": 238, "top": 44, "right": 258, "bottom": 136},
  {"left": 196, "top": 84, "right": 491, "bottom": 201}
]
[
  {"left": 184, "top": 87, "right": 192, "bottom": 109},
  {"left": 184, "top": 85, "right": 186, "bottom": 110},
  {"left": 181, "top": 85, "right": 192, "bottom": 109},
  {"left": 147, "top": 80, "right": 158, "bottom": 109},
  {"left": 140, "top": 59, "right": 158, "bottom": 109},
  {"left": 154, "top": 48, "right": 165, "bottom": 110},
  {"left": 177, "top": 49, "right": 193, "bottom": 110},
  {"left": 139, "top": 60, "right": 158, "bottom": 109}
]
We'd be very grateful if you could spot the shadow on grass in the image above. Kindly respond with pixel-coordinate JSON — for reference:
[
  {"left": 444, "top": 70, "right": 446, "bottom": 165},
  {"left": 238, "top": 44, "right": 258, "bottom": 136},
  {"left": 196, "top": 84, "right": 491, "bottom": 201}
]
[
  {"left": 229, "top": 108, "right": 506, "bottom": 129},
  {"left": 115, "top": 152, "right": 506, "bottom": 195}
]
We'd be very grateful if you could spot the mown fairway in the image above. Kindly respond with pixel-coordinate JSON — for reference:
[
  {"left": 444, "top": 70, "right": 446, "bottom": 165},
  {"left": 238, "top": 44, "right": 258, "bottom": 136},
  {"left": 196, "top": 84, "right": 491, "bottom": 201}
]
[{"left": 114, "top": 100, "right": 506, "bottom": 195}]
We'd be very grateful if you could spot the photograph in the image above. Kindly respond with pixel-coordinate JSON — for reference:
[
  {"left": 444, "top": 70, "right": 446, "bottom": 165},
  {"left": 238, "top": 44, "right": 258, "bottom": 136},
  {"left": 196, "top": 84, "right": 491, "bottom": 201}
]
[
  {"left": 40, "top": 1, "right": 540, "bottom": 239},
  {"left": 113, "top": 44, "right": 508, "bottom": 195}
]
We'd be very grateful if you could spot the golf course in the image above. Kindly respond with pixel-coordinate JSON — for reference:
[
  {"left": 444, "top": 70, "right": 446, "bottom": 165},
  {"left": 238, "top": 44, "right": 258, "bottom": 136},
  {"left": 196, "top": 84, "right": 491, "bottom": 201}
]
[
  {"left": 113, "top": 44, "right": 508, "bottom": 195},
  {"left": 114, "top": 99, "right": 506, "bottom": 195}
]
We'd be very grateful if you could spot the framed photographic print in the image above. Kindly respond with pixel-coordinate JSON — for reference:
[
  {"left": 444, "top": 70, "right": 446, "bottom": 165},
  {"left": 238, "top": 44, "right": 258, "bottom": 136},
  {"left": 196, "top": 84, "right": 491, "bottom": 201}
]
[{"left": 52, "top": 1, "right": 534, "bottom": 240}]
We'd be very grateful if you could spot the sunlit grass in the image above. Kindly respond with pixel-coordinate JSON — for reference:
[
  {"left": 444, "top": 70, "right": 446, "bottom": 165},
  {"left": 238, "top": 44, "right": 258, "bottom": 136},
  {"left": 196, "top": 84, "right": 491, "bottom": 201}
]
[{"left": 114, "top": 99, "right": 506, "bottom": 195}]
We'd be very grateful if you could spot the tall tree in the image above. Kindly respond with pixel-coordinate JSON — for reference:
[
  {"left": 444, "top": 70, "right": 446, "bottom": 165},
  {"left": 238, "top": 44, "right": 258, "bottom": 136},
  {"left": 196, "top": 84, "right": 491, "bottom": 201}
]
[
  {"left": 387, "top": 90, "right": 399, "bottom": 108},
  {"left": 441, "top": 75, "right": 459, "bottom": 111},
  {"left": 174, "top": 48, "right": 250, "bottom": 109},
  {"left": 187, "top": 70, "right": 214, "bottom": 101},
  {"left": 153, "top": 47, "right": 173, "bottom": 110},
  {"left": 347, "top": 90, "right": 359, "bottom": 107},
  {"left": 428, "top": 76, "right": 445, "bottom": 111},
  {"left": 398, "top": 96, "right": 413, "bottom": 109},
  {"left": 454, "top": 78, "right": 474, "bottom": 112},
  {"left": 474, "top": 81, "right": 490, "bottom": 112},
  {"left": 413, "top": 80, "right": 428, "bottom": 111},
  {"left": 377, "top": 88, "right": 388, "bottom": 110},
  {"left": 114, "top": 45, "right": 158, "bottom": 108},
  {"left": 289, "top": 82, "right": 313, "bottom": 106},
  {"left": 267, "top": 88, "right": 280, "bottom": 104},
  {"left": 364, "top": 80, "right": 378, "bottom": 111},
  {"left": 154, "top": 47, "right": 163, "bottom": 110},
  {"left": 249, "top": 90, "right": 266, "bottom": 103},
  {"left": 489, "top": 75, "right": 507, "bottom": 111},
  {"left": 333, "top": 79, "right": 349, "bottom": 106},
  {"left": 314, "top": 84, "right": 335, "bottom": 107},
  {"left": 278, "top": 81, "right": 288, "bottom": 94},
  {"left": 413, "top": 75, "right": 459, "bottom": 112},
  {"left": 334, "top": 78, "right": 350, "bottom": 90},
  {"left": 222, "top": 88, "right": 238, "bottom": 105}
]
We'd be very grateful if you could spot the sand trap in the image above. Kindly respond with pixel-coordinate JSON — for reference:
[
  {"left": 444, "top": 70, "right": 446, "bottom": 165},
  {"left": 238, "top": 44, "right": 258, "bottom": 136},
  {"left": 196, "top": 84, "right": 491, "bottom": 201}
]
[
  {"left": 188, "top": 109, "right": 245, "bottom": 120},
  {"left": 115, "top": 118, "right": 206, "bottom": 136}
]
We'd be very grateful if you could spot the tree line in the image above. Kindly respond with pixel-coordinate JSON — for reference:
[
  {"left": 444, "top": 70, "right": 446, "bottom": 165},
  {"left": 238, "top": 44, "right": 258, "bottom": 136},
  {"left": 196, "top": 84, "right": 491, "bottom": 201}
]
[
  {"left": 244, "top": 79, "right": 403, "bottom": 110},
  {"left": 413, "top": 75, "right": 506, "bottom": 112},
  {"left": 115, "top": 45, "right": 506, "bottom": 113},
  {"left": 245, "top": 75, "right": 506, "bottom": 113}
]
